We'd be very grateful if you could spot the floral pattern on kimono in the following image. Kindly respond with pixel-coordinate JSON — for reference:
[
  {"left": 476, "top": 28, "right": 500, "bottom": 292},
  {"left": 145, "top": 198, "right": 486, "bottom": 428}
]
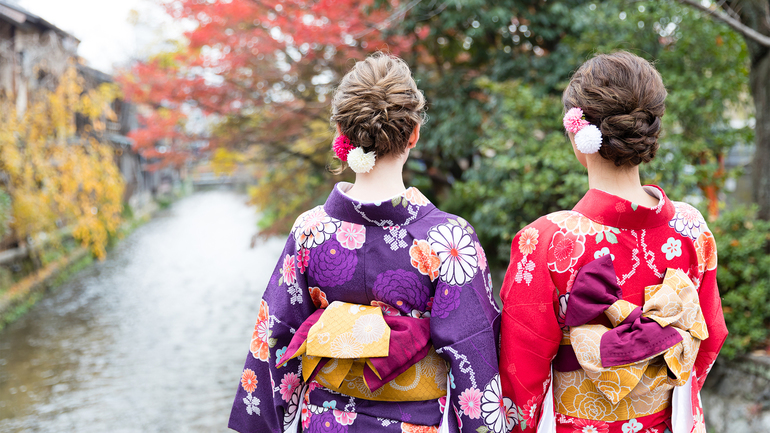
[
  {"left": 229, "top": 183, "right": 502, "bottom": 433},
  {"left": 499, "top": 186, "right": 727, "bottom": 433}
]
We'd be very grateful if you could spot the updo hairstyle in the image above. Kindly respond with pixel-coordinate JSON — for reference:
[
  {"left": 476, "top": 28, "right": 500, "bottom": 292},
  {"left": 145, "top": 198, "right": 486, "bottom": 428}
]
[
  {"left": 331, "top": 53, "right": 426, "bottom": 162},
  {"left": 563, "top": 51, "right": 667, "bottom": 167}
]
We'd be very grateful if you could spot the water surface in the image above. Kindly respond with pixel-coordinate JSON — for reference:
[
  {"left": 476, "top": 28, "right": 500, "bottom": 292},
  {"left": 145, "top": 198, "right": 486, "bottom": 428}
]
[{"left": 0, "top": 191, "right": 281, "bottom": 432}]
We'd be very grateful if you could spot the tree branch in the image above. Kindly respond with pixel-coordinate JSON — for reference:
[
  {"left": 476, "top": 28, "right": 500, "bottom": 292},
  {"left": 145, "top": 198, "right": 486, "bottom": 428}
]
[{"left": 677, "top": 0, "right": 770, "bottom": 47}]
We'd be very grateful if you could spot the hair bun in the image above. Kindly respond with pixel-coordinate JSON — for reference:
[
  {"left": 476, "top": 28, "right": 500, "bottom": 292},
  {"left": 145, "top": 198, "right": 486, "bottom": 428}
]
[
  {"left": 562, "top": 51, "right": 667, "bottom": 167},
  {"left": 331, "top": 53, "right": 425, "bottom": 160},
  {"left": 600, "top": 110, "right": 662, "bottom": 166}
]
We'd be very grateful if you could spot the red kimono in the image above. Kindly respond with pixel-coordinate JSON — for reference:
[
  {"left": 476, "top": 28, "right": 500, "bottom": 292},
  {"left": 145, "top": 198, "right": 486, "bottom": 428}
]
[{"left": 500, "top": 186, "right": 727, "bottom": 433}]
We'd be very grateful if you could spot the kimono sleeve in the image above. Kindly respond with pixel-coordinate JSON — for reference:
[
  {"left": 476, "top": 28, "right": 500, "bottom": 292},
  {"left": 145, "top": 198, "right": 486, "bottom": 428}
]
[
  {"left": 499, "top": 220, "right": 562, "bottom": 433},
  {"left": 427, "top": 222, "right": 503, "bottom": 433},
  {"left": 228, "top": 229, "right": 315, "bottom": 433},
  {"left": 692, "top": 226, "right": 727, "bottom": 392}
]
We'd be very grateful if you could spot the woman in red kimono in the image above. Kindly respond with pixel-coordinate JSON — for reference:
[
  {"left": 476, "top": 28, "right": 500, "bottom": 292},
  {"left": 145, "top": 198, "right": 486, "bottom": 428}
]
[{"left": 499, "top": 51, "right": 727, "bottom": 433}]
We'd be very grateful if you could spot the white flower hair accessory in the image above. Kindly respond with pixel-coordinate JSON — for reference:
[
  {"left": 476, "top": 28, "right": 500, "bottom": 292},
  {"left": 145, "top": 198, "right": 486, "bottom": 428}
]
[
  {"left": 346, "top": 146, "right": 376, "bottom": 173},
  {"left": 563, "top": 107, "right": 603, "bottom": 154}
]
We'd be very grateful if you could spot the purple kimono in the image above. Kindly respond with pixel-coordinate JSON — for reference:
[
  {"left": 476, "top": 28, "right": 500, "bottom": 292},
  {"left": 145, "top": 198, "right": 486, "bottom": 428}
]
[{"left": 229, "top": 183, "right": 505, "bottom": 433}]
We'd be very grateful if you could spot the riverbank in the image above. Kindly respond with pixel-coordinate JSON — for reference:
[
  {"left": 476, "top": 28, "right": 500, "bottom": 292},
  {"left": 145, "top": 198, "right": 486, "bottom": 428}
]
[{"left": 0, "top": 200, "right": 160, "bottom": 332}]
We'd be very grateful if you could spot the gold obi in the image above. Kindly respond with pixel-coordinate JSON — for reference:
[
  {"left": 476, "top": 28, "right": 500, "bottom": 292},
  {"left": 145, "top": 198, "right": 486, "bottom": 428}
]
[{"left": 278, "top": 302, "right": 447, "bottom": 402}]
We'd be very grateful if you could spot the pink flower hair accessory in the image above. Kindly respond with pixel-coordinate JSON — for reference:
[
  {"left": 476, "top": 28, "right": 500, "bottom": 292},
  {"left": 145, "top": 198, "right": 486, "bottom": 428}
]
[
  {"left": 563, "top": 107, "right": 589, "bottom": 134},
  {"left": 563, "top": 107, "right": 603, "bottom": 154},
  {"left": 333, "top": 135, "right": 356, "bottom": 161}
]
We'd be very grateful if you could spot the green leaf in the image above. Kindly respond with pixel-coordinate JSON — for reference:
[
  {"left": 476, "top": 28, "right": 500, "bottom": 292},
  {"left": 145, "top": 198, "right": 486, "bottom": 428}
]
[
  {"left": 392, "top": 197, "right": 401, "bottom": 207},
  {"left": 596, "top": 232, "right": 604, "bottom": 243},
  {"left": 631, "top": 203, "right": 639, "bottom": 211},
  {"left": 610, "top": 227, "right": 621, "bottom": 234},
  {"left": 448, "top": 218, "right": 459, "bottom": 226},
  {"left": 278, "top": 276, "right": 283, "bottom": 286},
  {"left": 402, "top": 197, "right": 408, "bottom": 208},
  {"left": 476, "top": 427, "right": 489, "bottom": 433},
  {"left": 606, "top": 231, "right": 618, "bottom": 244},
  {"left": 268, "top": 338, "right": 278, "bottom": 348}
]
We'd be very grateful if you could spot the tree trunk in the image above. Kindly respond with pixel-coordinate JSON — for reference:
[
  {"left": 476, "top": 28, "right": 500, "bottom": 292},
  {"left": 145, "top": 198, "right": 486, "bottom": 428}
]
[
  {"left": 724, "top": 0, "right": 770, "bottom": 219},
  {"left": 751, "top": 50, "right": 770, "bottom": 219}
]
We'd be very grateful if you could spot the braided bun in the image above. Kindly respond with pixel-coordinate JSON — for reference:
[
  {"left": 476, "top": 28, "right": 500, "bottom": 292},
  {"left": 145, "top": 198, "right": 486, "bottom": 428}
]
[
  {"left": 331, "top": 53, "right": 425, "bottom": 160},
  {"left": 563, "top": 52, "right": 667, "bottom": 167}
]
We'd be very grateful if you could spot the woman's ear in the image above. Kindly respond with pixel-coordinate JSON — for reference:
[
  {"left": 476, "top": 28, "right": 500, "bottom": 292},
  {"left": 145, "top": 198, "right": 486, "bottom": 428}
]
[{"left": 407, "top": 123, "right": 420, "bottom": 149}]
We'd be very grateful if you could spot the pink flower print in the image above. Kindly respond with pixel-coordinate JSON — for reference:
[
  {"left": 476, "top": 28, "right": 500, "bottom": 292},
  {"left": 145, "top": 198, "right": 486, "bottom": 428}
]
[
  {"left": 475, "top": 241, "right": 487, "bottom": 272},
  {"left": 514, "top": 256, "right": 535, "bottom": 285},
  {"left": 282, "top": 254, "right": 296, "bottom": 285},
  {"left": 297, "top": 248, "right": 310, "bottom": 274},
  {"left": 438, "top": 396, "right": 447, "bottom": 414},
  {"left": 336, "top": 222, "right": 366, "bottom": 250},
  {"left": 458, "top": 387, "right": 483, "bottom": 419},
  {"left": 279, "top": 372, "right": 300, "bottom": 402},
  {"left": 333, "top": 409, "right": 357, "bottom": 425},
  {"left": 563, "top": 107, "right": 590, "bottom": 134},
  {"left": 573, "top": 418, "right": 609, "bottom": 433},
  {"left": 522, "top": 396, "right": 540, "bottom": 426},
  {"left": 301, "top": 405, "right": 312, "bottom": 429}
]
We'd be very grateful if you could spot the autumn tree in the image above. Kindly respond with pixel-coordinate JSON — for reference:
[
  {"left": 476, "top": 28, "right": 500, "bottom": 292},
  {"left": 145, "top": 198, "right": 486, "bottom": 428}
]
[
  {"left": 0, "top": 66, "right": 124, "bottom": 260},
  {"left": 119, "top": 0, "right": 426, "bottom": 234}
]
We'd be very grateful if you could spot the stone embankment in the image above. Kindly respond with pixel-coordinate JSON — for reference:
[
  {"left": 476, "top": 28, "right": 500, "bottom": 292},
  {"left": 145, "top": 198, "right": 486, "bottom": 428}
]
[{"left": 702, "top": 355, "right": 770, "bottom": 432}]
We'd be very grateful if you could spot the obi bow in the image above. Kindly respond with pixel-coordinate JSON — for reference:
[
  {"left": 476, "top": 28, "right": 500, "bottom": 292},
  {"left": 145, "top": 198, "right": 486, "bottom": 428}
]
[
  {"left": 559, "top": 255, "right": 708, "bottom": 404},
  {"left": 276, "top": 301, "right": 438, "bottom": 397}
]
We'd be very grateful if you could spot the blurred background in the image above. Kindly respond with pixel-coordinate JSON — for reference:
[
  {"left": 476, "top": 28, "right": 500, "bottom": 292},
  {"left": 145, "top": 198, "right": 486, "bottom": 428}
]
[{"left": 0, "top": 0, "right": 767, "bottom": 431}]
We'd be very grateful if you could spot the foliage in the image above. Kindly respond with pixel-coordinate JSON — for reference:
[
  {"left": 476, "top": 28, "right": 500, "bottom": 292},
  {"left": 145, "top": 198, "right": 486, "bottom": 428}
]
[
  {"left": 444, "top": 80, "right": 587, "bottom": 261},
  {"left": 443, "top": 0, "right": 749, "bottom": 266},
  {"left": 560, "top": 0, "right": 752, "bottom": 220},
  {"left": 711, "top": 207, "right": 770, "bottom": 358},
  {"left": 0, "top": 66, "right": 124, "bottom": 260}
]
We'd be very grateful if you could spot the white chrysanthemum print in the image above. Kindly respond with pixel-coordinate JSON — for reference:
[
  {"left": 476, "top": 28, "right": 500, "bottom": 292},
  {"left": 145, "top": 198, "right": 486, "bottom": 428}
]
[
  {"left": 352, "top": 314, "right": 386, "bottom": 345},
  {"left": 427, "top": 224, "right": 478, "bottom": 286},
  {"left": 480, "top": 374, "right": 518, "bottom": 433},
  {"left": 669, "top": 203, "right": 705, "bottom": 239},
  {"left": 330, "top": 332, "right": 363, "bottom": 358},
  {"left": 294, "top": 207, "right": 340, "bottom": 249},
  {"left": 661, "top": 237, "right": 683, "bottom": 260}
]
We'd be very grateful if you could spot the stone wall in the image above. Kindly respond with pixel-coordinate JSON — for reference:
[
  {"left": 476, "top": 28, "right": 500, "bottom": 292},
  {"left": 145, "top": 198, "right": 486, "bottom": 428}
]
[{"left": 702, "top": 355, "right": 770, "bottom": 432}]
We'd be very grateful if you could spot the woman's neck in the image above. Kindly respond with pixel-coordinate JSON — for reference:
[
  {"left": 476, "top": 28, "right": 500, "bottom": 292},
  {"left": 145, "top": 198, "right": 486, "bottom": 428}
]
[
  {"left": 585, "top": 156, "right": 659, "bottom": 207},
  {"left": 345, "top": 155, "right": 407, "bottom": 202}
]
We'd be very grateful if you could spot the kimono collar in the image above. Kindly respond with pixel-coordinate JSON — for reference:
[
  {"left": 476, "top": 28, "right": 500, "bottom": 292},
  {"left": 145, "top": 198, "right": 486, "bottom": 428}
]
[
  {"left": 323, "top": 182, "right": 437, "bottom": 227},
  {"left": 572, "top": 185, "right": 675, "bottom": 230}
]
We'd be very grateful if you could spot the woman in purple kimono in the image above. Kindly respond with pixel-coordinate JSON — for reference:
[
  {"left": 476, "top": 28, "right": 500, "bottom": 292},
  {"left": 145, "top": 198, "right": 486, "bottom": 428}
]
[
  {"left": 229, "top": 53, "right": 504, "bottom": 433},
  {"left": 228, "top": 53, "right": 507, "bottom": 433}
]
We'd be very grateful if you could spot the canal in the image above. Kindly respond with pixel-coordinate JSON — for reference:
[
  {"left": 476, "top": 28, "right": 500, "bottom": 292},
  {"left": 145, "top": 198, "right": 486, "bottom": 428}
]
[{"left": 0, "top": 191, "right": 282, "bottom": 432}]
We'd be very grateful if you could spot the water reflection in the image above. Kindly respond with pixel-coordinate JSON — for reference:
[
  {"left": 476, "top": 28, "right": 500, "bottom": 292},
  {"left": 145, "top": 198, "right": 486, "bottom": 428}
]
[{"left": 0, "top": 191, "right": 282, "bottom": 432}]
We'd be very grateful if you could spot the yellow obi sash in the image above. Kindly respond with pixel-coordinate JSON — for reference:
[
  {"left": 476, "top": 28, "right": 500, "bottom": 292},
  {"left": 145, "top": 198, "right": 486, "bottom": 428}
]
[{"left": 277, "top": 301, "right": 447, "bottom": 402}]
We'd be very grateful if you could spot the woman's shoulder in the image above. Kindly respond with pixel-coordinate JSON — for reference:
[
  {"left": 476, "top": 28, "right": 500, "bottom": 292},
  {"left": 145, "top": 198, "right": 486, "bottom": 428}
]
[{"left": 668, "top": 200, "right": 712, "bottom": 241}]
